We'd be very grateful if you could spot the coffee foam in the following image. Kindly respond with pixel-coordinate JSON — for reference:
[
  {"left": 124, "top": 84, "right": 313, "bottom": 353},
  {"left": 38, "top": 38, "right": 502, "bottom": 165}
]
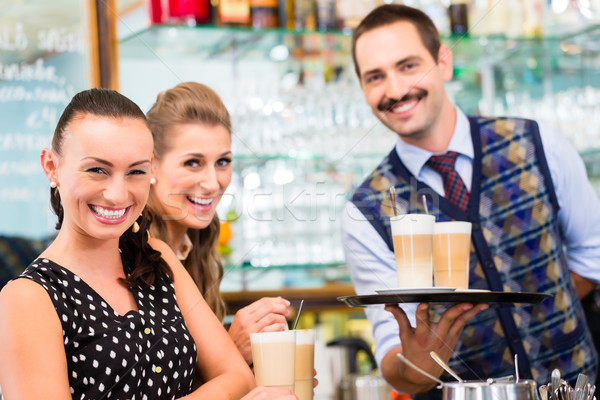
[
  {"left": 251, "top": 330, "right": 296, "bottom": 343},
  {"left": 295, "top": 329, "right": 315, "bottom": 345},
  {"left": 391, "top": 214, "right": 435, "bottom": 235},
  {"left": 434, "top": 221, "right": 472, "bottom": 234}
]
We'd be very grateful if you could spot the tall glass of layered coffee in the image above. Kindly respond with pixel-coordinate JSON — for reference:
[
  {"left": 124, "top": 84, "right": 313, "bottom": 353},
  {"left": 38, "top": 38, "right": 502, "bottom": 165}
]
[
  {"left": 294, "top": 329, "right": 315, "bottom": 400},
  {"left": 390, "top": 214, "right": 435, "bottom": 288},
  {"left": 251, "top": 330, "right": 296, "bottom": 391},
  {"left": 433, "top": 221, "right": 472, "bottom": 289}
]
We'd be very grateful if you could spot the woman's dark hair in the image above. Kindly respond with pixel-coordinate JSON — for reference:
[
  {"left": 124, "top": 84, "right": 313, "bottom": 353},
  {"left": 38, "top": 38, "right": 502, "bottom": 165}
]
[
  {"left": 351, "top": 4, "right": 442, "bottom": 78},
  {"left": 50, "top": 88, "right": 173, "bottom": 287},
  {"left": 146, "top": 82, "right": 230, "bottom": 320}
]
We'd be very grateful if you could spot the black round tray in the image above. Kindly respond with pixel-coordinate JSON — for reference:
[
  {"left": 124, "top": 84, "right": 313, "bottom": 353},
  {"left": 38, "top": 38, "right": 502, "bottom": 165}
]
[{"left": 337, "top": 291, "right": 552, "bottom": 307}]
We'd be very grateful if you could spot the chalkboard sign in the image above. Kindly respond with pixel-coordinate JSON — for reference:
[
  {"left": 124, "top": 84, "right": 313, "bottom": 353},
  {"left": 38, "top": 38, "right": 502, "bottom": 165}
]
[{"left": 0, "top": 1, "right": 93, "bottom": 239}]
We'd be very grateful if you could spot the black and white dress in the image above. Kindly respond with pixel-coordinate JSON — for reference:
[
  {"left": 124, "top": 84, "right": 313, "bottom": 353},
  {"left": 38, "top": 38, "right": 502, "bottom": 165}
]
[{"left": 18, "top": 258, "right": 197, "bottom": 400}]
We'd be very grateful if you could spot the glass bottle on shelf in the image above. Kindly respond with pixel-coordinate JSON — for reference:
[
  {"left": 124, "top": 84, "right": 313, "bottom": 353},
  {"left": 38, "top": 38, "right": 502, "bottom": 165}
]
[
  {"left": 149, "top": 0, "right": 212, "bottom": 25},
  {"left": 278, "top": 0, "right": 295, "bottom": 29},
  {"left": 149, "top": 0, "right": 168, "bottom": 24},
  {"left": 250, "top": 0, "right": 280, "bottom": 28},
  {"left": 210, "top": 0, "right": 220, "bottom": 25},
  {"left": 316, "top": 0, "right": 337, "bottom": 31},
  {"left": 448, "top": 0, "right": 469, "bottom": 35},
  {"left": 294, "top": 0, "right": 318, "bottom": 30},
  {"left": 219, "top": 0, "right": 251, "bottom": 26}
]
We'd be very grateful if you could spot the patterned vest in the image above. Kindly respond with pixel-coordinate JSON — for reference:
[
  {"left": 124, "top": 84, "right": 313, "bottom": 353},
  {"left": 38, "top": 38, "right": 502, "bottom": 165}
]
[{"left": 351, "top": 117, "right": 597, "bottom": 398}]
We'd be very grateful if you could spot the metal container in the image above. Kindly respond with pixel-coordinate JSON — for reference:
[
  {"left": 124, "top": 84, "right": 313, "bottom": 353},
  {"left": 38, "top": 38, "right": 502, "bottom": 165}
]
[
  {"left": 352, "top": 374, "right": 392, "bottom": 400},
  {"left": 442, "top": 380, "right": 539, "bottom": 400},
  {"left": 326, "top": 337, "right": 378, "bottom": 400}
]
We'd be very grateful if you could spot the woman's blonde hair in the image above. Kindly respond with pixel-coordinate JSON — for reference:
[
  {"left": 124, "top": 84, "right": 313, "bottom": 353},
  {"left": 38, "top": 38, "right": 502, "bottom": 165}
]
[{"left": 146, "top": 82, "right": 232, "bottom": 321}]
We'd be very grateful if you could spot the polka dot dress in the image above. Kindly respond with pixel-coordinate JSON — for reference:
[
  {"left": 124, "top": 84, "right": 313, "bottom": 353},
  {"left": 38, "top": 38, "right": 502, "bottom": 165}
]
[{"left": 18, "top": 258, "right": 197, "bottom": 400}]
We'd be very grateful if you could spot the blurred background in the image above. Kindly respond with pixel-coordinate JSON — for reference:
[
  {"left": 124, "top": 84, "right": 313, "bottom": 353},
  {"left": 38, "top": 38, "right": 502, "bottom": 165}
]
[{"left": 3, "top": 1, "right": 600, "bottom": 397}]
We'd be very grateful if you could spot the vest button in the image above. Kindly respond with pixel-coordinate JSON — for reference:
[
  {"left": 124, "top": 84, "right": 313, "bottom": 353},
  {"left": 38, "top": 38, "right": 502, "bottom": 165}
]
[
  {"left": 484, "top": 260, "right": 494, "bottom": 269},
  {"left": 472, "top": 223, "right": 480, "bottom": 231}
]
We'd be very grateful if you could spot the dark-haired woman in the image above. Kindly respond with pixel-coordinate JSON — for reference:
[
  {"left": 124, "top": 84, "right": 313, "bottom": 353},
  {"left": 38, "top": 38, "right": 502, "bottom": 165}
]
[{"left": 0, "top": 88, "right": 295, "bottom": 399}]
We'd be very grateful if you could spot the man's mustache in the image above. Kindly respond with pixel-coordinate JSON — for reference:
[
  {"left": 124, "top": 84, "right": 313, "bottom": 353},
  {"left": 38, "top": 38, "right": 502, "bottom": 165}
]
[{"left": 377, "top": 89, "right": 427, "bottom": 112}]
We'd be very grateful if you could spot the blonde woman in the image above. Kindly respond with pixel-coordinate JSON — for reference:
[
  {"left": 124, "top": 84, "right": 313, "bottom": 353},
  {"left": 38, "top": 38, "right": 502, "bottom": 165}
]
[{"left": 146, "top": 82, "right": 291, "bottom": 365}]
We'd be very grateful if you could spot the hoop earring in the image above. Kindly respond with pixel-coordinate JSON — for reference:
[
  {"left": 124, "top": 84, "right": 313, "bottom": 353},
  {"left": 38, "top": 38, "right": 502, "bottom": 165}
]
[
  {"left": 50, "top": 181, "right": 57, "bottom": 188},
  {"left": 150, "top": 177, "right": 156, "bottom": 185}
]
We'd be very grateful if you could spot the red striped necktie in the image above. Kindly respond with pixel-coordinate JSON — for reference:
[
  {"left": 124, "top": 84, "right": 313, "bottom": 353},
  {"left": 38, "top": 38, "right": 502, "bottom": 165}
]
[{"left": 426, "top": 151, "right": 470, "bottom": 210}]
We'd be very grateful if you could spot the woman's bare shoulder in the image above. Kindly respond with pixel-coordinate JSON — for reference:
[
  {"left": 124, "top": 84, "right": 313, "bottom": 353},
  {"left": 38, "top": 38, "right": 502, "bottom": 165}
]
[
  {"left": 0, "top": 277, "right": 57, "bottom": 326},
  {"left": 148, "top": 237, "right": 173, "bottom": 255},
  {"left": 148, "top": 237, "right": 186, "bottom": 276},
  {"left": 1, "top": 277, "right": 49, "bottom": 304}
]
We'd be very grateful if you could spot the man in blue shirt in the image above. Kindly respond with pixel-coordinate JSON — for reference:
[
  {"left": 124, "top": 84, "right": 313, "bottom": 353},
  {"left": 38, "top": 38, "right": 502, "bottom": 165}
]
[{"left": 342, "top": 4, "right": 600, "bottom": 398}]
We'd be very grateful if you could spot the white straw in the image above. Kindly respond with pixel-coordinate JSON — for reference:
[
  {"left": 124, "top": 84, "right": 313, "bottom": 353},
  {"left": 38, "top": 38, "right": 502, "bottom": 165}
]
[
  {"left": 422, "top": 195, "right": 429, "bottom": 215},
  {"left": 397, "top": 353, "right": 444, "bottom": 388}
]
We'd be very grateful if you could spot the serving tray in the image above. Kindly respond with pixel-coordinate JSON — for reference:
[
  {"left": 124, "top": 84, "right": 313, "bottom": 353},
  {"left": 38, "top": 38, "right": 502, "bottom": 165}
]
[{"left": 337, "top": 290, "right": 552, "bottom": 307}]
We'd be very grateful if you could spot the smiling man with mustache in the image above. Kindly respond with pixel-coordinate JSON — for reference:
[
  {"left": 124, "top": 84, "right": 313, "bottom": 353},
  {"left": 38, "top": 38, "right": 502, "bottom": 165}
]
[{"left": 341, "top": 4, "right": 600, "bottom": 398}]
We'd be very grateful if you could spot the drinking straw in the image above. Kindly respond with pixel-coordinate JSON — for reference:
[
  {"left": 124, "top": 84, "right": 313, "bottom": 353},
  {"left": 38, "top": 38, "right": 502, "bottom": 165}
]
[
  {"left": 422, "top": 194, "right": 429, "bottom": 215},
  {"left": 396, "top": 354, "right": 444, "bottom": 388},
  {"left": 293, "top": 299, "right": 304, "bottom": 330},
  {"left": 389, "top": 186, "right": 398, "bottom": 217}
]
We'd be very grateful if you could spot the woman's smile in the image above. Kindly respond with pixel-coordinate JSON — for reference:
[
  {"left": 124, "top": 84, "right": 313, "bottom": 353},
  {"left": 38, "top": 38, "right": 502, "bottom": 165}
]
[
  {"left": 186, "top": 195, "right": 216, "bottom": 213},
  {"left": 88, "top": 204, "right": 132, "bottom": 224}
]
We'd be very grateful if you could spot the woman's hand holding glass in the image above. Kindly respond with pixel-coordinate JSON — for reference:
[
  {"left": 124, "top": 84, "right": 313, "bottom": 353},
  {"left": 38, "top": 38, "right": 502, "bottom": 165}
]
[{"left": 228, "top": 297, "right": 291, "bottom": 364}]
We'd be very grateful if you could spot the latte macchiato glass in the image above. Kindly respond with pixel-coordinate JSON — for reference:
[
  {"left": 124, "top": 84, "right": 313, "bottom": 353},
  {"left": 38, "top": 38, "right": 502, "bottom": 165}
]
[
  {"left": 390, "top": 214, "right": 435, "bottom": 289},
  {"left": 294, "top": 329, "right": 315, "bottom": 400},
  {"left": 251, "top": 330, "right": 296, "bottom": 391},
  {"left": 433, "top": 221, "right": 472, "bottom": 289}
]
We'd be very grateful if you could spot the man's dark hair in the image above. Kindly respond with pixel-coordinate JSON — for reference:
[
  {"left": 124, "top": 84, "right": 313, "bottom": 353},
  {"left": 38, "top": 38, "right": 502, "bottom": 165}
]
[{"left": 351, "top": 4, "right": 442, "bottom": 78}]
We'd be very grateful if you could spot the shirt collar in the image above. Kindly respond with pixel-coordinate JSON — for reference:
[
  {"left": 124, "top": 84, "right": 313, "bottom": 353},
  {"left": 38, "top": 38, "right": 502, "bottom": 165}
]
[
  {"left": 176, "top": 233, "right": 193, "bottom": 261},
  {"left": 394, "top": 107, "right": 473, "bottom": 179}
]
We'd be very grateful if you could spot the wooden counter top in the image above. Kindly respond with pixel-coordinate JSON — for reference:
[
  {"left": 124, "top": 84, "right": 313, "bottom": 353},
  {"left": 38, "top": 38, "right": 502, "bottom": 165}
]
[{"left": 222, "top": 282, "right": 357, "bottom": 313}]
